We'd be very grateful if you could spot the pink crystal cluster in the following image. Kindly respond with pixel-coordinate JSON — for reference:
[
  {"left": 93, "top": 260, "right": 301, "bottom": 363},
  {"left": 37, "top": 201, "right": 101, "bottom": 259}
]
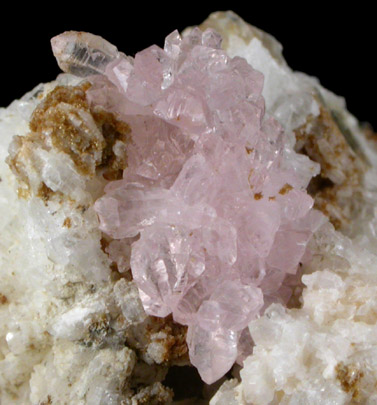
[{"left": 78, "top": 28, "right": 323, "bottom": 383}]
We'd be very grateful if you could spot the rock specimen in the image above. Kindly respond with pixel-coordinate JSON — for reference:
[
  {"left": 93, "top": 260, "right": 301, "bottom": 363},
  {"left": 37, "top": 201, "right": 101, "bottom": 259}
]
[
  {"left": 202, "top": 12, "right": 377, "bottom": 404},
  {"left": 0, "top": 76, "right": 187, "bottom": 404},
  {"left": 1, "top": 10, "right": 377, "bottom": 405},
  {"left": 61, "top": 25, "right": 323, "bottom": 384}
]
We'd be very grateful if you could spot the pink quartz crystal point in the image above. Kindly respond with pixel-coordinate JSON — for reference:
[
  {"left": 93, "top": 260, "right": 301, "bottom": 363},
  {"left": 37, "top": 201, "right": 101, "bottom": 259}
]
[{"left": 77, "top": 27, "right": 326, "bottom": 383}]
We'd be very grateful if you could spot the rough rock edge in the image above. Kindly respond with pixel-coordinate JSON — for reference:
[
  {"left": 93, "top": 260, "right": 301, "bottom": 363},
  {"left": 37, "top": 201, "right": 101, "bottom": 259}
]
[
  {"left": 2, "top": 9, "right": 376, "bottom": 404},
  {"left": 295, "top": 104, "right": 366, "bottom": 230},
  {"left": 0, "top": 77, "right": 189, "bottom": 405},
  {"left": 202, "top": 11, "right": 377, "bottom": 405}
]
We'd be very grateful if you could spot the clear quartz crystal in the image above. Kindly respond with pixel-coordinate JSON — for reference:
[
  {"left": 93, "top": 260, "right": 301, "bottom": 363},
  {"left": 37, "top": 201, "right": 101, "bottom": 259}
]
[{"left": 51, "top": 31, "right": 120, "bottom": 77}]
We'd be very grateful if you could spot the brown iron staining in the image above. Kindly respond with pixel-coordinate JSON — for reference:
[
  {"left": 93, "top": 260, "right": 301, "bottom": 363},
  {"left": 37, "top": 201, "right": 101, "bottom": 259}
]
[
  {"left": 39, "top": 396, "right": 52, "bottom": 405},
  {"left": 37, "top": 183, "right": 58, "bottom": 203},
  {"left": 63, "top": 217, "right": 72, "bottom": 228},
  {"left": 29, "top": 83, "right": 104, "bottom": 176},
  {"left": 335, "top": 362, "right": 364, "bottom": 401},
  {"left": 31, "top": 83, "right": 132, "bottom": 177},
  {"left": 123, "top": 314, "right": 189, "bottom": 367},
  {"left": 0, "top": 293, "right": 8, "bottom": 305},
  {"left": 6, "top": 133, "right": 34, "bottom": 199},
  {"left": 79, "top": 310, "right": 188, "bottom": 367},
  {"left": 279, "top": 183, "right": 293, "bottom": 195},
  {"left": 80, "top": 313, "right": 112, "bottom": 348},
  {"left": 8, "top": 83, "right": 132, "bottom": 200},
  {"left": 148, "top": 315, "right": 189, "bottom": 365},
  {"left": 92, "top": 109, "right": 131, "bottom": 180},
  {"left": 294, "top": 106, "right": 366, "bottom": 230}
]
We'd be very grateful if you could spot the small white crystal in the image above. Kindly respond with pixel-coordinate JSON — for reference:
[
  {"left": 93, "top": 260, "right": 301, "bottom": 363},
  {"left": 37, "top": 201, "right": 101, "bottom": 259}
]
[{"left": 2, "top": 10, "right": 377, "bottom": 405}]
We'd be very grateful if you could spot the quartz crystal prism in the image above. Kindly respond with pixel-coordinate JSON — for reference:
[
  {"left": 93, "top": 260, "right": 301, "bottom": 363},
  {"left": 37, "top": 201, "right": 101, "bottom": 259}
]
[
  {"left": 51, "top": 31, "right": 120, "bottom": 77},
  {"left": 85, "top": 25, "right": 324, "bottom": 383}
]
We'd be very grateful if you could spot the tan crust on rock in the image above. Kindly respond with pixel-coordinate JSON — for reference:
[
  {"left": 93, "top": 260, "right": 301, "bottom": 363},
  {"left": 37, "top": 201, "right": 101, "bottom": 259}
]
[
  {"left": 147, "top": 315, "right": 189, "bottom": 365},
  {"left": 192, "top": 10, "right": 284, "bottom": 62},
  {"left": 29, "top": 83, "right": 104, "bottom": 176},
  {"left": 7, "top": 83, "right": 132, "bottom": 200},
  {"left": 336, "top": 362, "right": 364, "bottom": 401},
  {"left": 122, "top": 314, "right": 189, "bottom": 367},
  {"left": 0, "top": 293, "right": 8, "bottom": 305},
  {"left": 294, "top": 106, "right": 366, "bottom": 230}
]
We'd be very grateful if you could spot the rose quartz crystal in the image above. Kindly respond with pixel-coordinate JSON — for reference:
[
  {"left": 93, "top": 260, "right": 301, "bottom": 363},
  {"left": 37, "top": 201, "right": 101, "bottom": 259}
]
[{"left": 52, "top": 28, "right": 324, "bottom": 383}]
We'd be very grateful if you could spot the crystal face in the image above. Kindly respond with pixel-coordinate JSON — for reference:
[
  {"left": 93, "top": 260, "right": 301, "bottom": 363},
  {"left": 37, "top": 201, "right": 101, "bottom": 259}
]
[
  {"left": 51, "top": 31, "right": 120, "bottom": 77},
  {"left": 3, "top": 10, "right": 377, "bottom": 404},
  {"left": 52, "top": 27, "right": 324, "bottom": 383}
]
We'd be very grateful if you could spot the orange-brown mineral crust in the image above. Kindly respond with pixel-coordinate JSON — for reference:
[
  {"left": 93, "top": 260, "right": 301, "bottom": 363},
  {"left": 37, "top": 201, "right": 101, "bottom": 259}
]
[
  {"left": 8, "top": 83, "right": 132, "bottom": 200},
  {"left": 117, "top": 312, "right": 189, "bottom": 368},
  {"left": 148, "top": 315, "right": 189, "bottom": 365},
  {"left": 0, "top": 293, "right": 8, "bottom": 305},
  {"left": 279, "top": 183, "right": 293, "bottom": 195},
  {"left": 92, "top": 109, "right": 132, "bottom": 180},
  {"left": 294, "top": 105, "right": 367, "bottom": 230},
  {"left": 29, "top": 83, "right": 104, "bottom": 176},
  {"left": 336, "top": 362, "right": 365, "bottom": 400},
  {"left": 62, "top": 217, "right": 72, "bottom": 228},
  {"left": 38, "top": 395, "right": 53, "bottom": 405},
  {"left": 36, "top": 182, "right": 58, "bottom": 202}
]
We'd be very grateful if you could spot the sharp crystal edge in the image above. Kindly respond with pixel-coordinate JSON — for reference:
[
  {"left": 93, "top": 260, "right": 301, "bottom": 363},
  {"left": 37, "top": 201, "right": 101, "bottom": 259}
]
[{"left": 51, "top": 31, "right": 120, "bottom": 77}]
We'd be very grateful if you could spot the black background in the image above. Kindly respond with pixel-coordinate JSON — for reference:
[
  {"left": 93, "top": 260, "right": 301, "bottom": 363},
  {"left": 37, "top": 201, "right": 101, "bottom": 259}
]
[{"left": 1, "top": 4, "right": 375, "bottom": 128}]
